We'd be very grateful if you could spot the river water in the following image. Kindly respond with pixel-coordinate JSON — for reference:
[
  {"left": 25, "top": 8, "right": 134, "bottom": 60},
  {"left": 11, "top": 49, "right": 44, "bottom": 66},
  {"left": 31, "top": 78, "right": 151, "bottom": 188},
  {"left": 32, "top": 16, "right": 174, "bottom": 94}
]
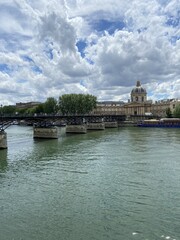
[{"left": 0, "top": 125, "right": 180, "bottom": 240}]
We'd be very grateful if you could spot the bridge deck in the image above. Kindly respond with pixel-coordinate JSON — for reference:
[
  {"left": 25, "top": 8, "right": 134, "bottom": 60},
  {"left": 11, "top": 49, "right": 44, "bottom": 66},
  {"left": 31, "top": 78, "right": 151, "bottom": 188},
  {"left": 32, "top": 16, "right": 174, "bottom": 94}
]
[{"left": 1, "top": 114, "right": 126, "bottom": 125}]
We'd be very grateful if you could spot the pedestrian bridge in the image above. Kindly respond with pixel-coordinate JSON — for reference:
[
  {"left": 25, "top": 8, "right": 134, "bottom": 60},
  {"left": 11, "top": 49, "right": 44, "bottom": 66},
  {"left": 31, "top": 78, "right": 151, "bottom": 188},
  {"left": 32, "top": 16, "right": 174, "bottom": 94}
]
[
  {"left": 0, "top": 114, "right": 126, "bottom": 149},
  {"left": 1, "top": 114, "right": 126, "bottom": 126}
]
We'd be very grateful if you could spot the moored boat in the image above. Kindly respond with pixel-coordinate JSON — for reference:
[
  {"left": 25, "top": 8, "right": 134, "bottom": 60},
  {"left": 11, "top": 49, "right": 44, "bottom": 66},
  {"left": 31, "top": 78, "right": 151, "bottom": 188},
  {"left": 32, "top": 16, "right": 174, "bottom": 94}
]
[{"left": 137, "top": 118, "right": 180, "bottom": 128}]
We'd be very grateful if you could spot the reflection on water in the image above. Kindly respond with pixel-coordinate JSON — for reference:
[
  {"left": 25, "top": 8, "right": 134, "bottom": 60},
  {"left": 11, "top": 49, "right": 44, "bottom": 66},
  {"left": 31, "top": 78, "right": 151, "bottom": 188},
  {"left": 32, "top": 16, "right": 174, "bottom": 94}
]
[
  {"left": 0, "top": 149, "right": 7, "bottom": 172},
  {"left": 0, "top": 125, "right": 180, "bottom": 240}
]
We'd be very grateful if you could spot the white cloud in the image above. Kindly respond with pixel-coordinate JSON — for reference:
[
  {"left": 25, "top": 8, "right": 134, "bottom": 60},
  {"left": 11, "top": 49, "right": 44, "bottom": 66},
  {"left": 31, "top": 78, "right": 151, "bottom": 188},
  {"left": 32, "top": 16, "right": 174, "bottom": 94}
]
[
  {"left": 0, "top": 0, "right": 179, "bottom": 105},
  {"left": 38, "top": 13, "right": 77, "bottom": 55}
]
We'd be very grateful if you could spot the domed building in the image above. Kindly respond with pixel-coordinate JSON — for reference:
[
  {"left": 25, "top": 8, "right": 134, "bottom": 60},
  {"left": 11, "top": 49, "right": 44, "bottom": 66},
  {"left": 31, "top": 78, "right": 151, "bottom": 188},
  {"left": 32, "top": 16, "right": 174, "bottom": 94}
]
[
  {"left": 94, "top": 81, "right": 152, "bottom": 116},
  {"left": 123, "top": 81, "right": 152, "bottom": 116},
  {"left": 93, "top": 80, "right": 180, "bottom": 118},
  {"left": 131, "top": 80, "right": 147, "bottom": 103}
]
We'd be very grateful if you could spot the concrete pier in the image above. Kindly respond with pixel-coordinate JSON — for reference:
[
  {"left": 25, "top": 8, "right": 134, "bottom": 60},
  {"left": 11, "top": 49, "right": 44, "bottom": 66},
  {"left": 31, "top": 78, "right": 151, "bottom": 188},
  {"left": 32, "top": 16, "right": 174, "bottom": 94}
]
[
  {"left": 86, "top": 122, "right": 105, "bottom": 130},
  {"left": 104, "top": 121, "right": 118, "bottom": 128},
  {"left": 66, "top": 124, "right": 87, "bottom": 134},
  {"left": 33, "top": 127, "right": 58, "bottom": 139},
  {"left": 118, "top": 121, "right": 135, "bottom": 127},
  {"left": 0, "top": 131, "right": 7, "bottom": 149}
]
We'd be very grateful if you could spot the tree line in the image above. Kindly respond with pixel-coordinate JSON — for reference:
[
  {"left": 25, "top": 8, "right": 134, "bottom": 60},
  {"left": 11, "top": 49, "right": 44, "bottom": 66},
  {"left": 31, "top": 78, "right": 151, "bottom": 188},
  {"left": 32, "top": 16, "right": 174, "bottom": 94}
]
[
  {"left": 0, "top": 94, "right": 97, "bottom": 116},
  {"left": 1, "top": 94, "right": 180, "bottom": 117}
]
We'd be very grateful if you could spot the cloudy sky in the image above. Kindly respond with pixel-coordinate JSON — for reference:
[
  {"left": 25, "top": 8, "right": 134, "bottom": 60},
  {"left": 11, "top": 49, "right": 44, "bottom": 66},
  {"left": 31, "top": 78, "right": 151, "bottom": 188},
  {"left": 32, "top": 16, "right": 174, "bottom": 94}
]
[{"left": 0, "top": 0, "right": 180, "bottom": 105}]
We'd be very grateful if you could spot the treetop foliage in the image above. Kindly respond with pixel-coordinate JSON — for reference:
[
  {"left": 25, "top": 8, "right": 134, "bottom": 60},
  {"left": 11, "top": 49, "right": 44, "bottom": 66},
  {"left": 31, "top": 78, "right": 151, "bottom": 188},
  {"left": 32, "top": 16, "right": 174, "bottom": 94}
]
[
  {"left": 173, "top": 104, "right": 180, "bottom": 118},
  {"left": 165, "top": 107, "right": 172, "bottom": 118},
  {"left": 1, "top": 94, "right": 97, "bottom": 115},
  {"left": 43, "top": 97, "right": 58, "bottom": 114},
  {"left": 59, "top": 93, "right": 97, "bottom": 115}
]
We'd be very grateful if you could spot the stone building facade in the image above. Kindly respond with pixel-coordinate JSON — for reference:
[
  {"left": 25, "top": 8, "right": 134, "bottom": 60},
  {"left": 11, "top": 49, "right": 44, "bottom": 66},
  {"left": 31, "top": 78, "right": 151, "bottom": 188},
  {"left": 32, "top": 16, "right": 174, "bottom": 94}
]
[
  {"left": 93, "top": 81, "right": 180, "bottom": 118},
  {"left": 123, "top": 81, "right": 152, "bottom": 116},
  {"left": 131, "top": 80, "right": 147, "bottom": 103},
  {"left": 151, "top": 99, "right": 179, "bottom": 117},
  {"left": 16, "top": 102, "right": 41, "bottom": 109},
  {"left": 93, "top": 101, "right": 125, "bottom": 115}
]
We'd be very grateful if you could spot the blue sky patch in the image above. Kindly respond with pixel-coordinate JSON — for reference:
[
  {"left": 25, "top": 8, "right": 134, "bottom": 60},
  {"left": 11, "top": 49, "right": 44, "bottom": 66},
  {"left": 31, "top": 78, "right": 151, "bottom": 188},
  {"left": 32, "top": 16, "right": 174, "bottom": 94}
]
[
  {"left": 47, "top": 49, "right": 53, "bottom": 60},
  {"left": 43, "top": 39, "right": 54, "bottom": 60},
  {"left": 32, "top": 65, "right": 42, "bottom": 74},
  {"left": 166, "top": 12, "right": 180, "bottom": 27},
  {"left": 20, "top": 56, "right": 43, "bottom": 75},
  {"left": 85, "top": 58, "right": 94, "bottom": 65},
  {"left": 16, "top": 79, "right": 28, "bottom": 83},
  {"left": 170, "top": 36, "right": 180, "bottom": 45},
  {"left": 155, "top": 93, "right": 169, "bottom": 100},
  {"left": 92, "top": 19, "right": 125, "bottom": 34},
  {"left": 43, "top": 48, "right": 53, "bottom": 60},
  {"left": 80, "top": 79, "right": 86, "bottom": 87},
  {"left": 76, "top": 40, "right": 87, "bottom": 57},
  {"left": 22, "top": 55, "right": 34, "bottom": 63},
  {"left": 0, "top": 63, "right": 10, "bottom": 72}
]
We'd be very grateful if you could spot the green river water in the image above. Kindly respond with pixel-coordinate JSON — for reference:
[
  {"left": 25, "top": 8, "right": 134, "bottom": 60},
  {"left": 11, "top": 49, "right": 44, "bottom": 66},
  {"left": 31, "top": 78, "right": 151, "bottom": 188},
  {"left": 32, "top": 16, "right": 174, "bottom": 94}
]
[{"left": 0, "top": 125, "right": 180, "bottom": 240}]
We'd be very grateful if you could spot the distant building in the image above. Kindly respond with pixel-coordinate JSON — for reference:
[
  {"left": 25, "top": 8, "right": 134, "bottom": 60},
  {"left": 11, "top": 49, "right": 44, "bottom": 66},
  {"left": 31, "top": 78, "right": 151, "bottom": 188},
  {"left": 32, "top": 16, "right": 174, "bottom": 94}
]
[
  {"left": 16, "top": 102, "right": 41, "bottom": 109},
  {"left": 151, "top": 99, "right": 180, "bottom": 117},
  {"left": 93, "top": 81, "right": 180, "bottom": 118},
  {"left": 93, "top": 101, "right": 125, "bottom": 115},
  {"left": 123, "top": 81, "right": 152, "bottom": 116},
  {"left": 131, "top": 80, "right": 147, "bottom": 103}
]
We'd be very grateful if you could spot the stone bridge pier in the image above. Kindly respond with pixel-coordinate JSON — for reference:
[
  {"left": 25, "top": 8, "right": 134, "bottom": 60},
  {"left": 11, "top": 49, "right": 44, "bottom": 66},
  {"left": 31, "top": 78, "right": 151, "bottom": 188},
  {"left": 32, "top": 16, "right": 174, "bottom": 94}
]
[
  {"left": 33, "top": 126, "right": 58, "bottom": 139},
  {"left": 0, "top": 131, "right": 7, "bottom": 149}
]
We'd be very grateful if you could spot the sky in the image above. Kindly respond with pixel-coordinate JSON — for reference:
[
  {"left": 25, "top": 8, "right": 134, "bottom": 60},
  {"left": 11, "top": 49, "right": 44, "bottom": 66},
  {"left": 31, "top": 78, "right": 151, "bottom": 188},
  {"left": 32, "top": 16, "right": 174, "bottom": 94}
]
[{"left": 0, "top": 0, "right": 180, "bottom": 105}]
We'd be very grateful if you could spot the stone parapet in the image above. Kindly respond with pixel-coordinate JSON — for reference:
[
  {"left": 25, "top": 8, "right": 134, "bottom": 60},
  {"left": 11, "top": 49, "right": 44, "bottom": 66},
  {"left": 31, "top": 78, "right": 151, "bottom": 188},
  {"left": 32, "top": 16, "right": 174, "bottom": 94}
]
[
  {"left": 66, "top": 124, "right": 87, "bottom": 134},
  {"left": 0, "top": 131, "right": 7, "bottom": 149},
  {"left": 33, "top": 127, "right": 58, "bottom": 139}
]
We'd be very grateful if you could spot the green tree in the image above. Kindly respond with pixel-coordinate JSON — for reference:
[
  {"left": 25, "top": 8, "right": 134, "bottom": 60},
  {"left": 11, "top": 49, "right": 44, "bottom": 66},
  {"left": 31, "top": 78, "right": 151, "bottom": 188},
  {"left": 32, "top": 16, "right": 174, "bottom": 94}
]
[
  {"left": 58, "top": 94, "right": 97, "bottom": 115},
  {"left": 16, "top": 108, "right": 27, "bottom": 115},
  {"left": 43, "top": 97, "right": 58, "bottom": 114},
  {"left": 25, "top": 107, "right": 38, "bottom": 115},
  {"left": 2, "top": 105, "right": 16, "bottom": 115},
  {"left": 173, "top": 104, "right": 180, "bottom": 118},
  {"left": 165, "top": 107, "right": 172, "bottom": 118},
  {"left": 34, "top": 104, "right": 45, "bottom": 114}
]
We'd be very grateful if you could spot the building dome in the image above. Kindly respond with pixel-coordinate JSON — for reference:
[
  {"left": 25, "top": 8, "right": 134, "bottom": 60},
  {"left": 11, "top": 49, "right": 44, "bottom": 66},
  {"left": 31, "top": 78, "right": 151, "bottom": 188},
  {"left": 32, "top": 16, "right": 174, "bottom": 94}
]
[
  {"left": 131, "top": 80, "right": 146, "bottom": 94},
  {"left": 131, "top": 81, "right": 147, "bottom": 103}
]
